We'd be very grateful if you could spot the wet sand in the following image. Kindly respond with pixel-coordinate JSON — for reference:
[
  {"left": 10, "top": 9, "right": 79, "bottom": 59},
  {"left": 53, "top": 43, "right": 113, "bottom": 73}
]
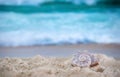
[{"left": 0, "top": 44, "right": 120, "bottom": 58}]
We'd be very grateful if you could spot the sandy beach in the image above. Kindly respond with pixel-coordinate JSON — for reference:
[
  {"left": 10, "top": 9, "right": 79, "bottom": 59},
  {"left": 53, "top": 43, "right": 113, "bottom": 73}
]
[
  {"left": 0, "top": 44, "right": 120, "bottom": 77},
  {"left": 0, "top": 53, "right": 120, "bottom": 77}
]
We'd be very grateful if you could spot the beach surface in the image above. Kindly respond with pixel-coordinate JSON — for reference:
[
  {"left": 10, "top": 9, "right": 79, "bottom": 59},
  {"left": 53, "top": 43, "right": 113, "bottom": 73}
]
[
  {"left": 0, "top": 44, "right": 120, "bottom": 77},
  {"left": 0, "top": 53, "right": 120, "bottom": 77}
]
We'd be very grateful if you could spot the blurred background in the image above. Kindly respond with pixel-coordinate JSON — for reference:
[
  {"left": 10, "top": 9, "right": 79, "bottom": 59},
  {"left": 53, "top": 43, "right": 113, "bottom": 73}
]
[{"left": 0, "top": 0, "right": 120, "bottom": 47}]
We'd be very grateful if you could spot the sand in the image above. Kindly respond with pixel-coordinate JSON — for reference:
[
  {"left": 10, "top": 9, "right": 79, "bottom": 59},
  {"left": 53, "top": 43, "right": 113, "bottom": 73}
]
[{"left": 0, "top": 53, "right": 120, "bottom": 77}]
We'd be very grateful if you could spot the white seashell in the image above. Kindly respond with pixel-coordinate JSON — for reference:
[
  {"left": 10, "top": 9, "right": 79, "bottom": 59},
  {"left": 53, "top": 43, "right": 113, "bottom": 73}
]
[{"left": 72, "top": 52, "right": 99, "bottom": 67}]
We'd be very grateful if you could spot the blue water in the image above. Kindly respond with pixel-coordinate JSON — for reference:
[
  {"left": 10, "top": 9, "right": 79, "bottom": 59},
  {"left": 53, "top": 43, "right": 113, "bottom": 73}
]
[
  {"left": 0, "top": 0, "right": 98, "bottom": 5},
  {"left": 0, "top": 9, "right": 120, "bottom": 46}
]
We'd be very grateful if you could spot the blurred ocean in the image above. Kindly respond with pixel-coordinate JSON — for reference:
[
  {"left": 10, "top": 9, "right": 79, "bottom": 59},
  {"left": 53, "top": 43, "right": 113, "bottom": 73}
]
[{"left": 0, "top": 0, "right": 120, "bottom": 46}]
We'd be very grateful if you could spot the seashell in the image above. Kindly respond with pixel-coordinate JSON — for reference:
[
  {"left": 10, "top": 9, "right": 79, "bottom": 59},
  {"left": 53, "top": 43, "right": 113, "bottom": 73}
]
[{"left": 72, "top": 52, "right": 99, "bottom": 67}]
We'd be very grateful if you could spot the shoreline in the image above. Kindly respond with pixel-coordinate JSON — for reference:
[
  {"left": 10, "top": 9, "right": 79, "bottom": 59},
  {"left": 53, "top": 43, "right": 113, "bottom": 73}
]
[{"left": 0, "top": 44, "right": 120, "bottom": 59}]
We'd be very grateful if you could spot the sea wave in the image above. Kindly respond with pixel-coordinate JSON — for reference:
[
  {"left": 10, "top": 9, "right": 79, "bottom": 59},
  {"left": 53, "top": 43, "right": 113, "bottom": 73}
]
[{"left": 0, "top": 11, "right": 120, "bottom": 46}]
